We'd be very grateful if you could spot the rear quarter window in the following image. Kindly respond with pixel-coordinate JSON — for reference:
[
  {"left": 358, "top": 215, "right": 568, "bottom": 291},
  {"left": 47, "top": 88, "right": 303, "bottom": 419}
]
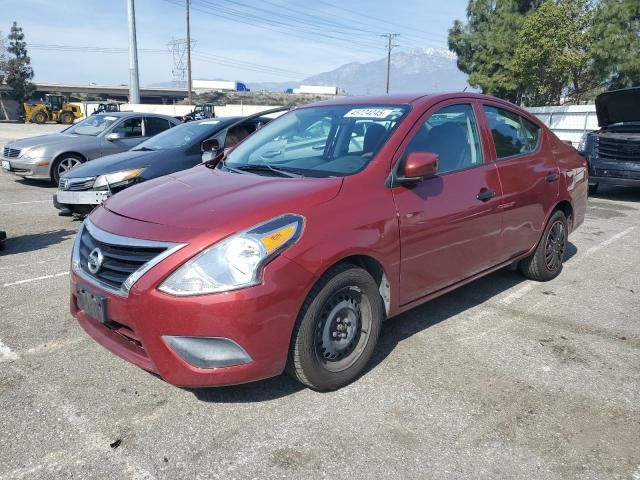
[{"left": 483, "top": 105, "right": 540, "bottom": 158}]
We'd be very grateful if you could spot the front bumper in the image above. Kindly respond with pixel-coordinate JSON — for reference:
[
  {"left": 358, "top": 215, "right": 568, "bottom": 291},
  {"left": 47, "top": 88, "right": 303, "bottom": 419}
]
[
  {"left": 54, "top": 190, "right": 108, "bottom": 215},
  {"left": 588, "top": 158, "right": 640, "bottom": 187},
  {"left": 70, "top": 252, "right": 315, "bottom": 387},
  {"left": 1, "top": 157, "right": 52, "bottom": 180}
]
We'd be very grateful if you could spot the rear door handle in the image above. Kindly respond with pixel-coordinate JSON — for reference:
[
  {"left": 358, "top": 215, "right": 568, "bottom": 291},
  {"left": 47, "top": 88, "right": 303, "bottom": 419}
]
[
  {"left": 477, "top": 189, "right": 497, "bottom": 202},
  {"left": 546, "top": 173, "right": 559, "bottom": 182}
]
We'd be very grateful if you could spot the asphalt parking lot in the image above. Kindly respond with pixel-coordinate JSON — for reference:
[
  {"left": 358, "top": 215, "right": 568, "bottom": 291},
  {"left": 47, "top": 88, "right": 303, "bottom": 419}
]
[{"left": 0, "top": 124, "right": 639, "bottom": 479}]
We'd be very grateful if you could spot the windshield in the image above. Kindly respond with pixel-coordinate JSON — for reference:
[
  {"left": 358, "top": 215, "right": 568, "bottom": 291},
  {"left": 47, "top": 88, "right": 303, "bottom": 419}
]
[
  {"left": 222, "top": 105, "right": 408, "bottom": 177},
  {"left": 65, "top": 115, "right": 119, "bottom": 136},
  {"left": 133, "top": 120, "right": 222, "bottom": 151}
]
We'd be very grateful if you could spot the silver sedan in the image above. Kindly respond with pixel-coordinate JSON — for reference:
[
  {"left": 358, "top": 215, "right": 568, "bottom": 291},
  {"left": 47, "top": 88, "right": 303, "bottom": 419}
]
[{"left": 1, "top": 112, "right": 180, "bottom": 183}]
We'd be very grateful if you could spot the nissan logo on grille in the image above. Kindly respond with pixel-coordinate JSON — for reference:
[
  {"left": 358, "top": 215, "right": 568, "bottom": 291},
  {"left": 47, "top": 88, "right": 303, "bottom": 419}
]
[{"left": 87, "top": 248, "right": 104, "bottom": 274}]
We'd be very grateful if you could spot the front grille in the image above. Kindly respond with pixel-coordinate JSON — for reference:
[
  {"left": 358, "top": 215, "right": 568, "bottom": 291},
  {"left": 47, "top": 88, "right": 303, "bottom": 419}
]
[
  {"left": 59, "top": 176, "right": 96, "bottom": 191},
  {"left": 78, "top": 223, "right": 170, "bottom": 292},
  {"left": 2, "top": 146, "right": 20, "bottom": 158},
  {"left": 596, "top": 136, "right": 640, "bottom": 161}
]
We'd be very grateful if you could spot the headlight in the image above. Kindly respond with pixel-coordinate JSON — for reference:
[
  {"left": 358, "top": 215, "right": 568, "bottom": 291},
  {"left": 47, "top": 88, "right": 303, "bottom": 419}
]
[
  {"left": 21, "top": 147, "right": 47, "bottom": 161},
  {"left": 158, "top": 214, "right": 304, "bottom": 296},
  {"left": 577, "top": 133, "right": 588, "bottom": 154},
  {"left": 93, "top": 168, "right": 145, "bottom": 189}
]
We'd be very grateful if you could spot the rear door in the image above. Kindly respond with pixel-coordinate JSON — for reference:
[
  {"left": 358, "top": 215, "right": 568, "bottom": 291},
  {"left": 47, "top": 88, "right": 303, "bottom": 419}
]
[
  {"left": 144, "top": 117, "right": 174, "bottom": 139},
  {"left": 392, "top": 101, "right": 504, "bottom": 304},
  {"left": 480, "top": 104, "right": 559, "bottom": 260}
]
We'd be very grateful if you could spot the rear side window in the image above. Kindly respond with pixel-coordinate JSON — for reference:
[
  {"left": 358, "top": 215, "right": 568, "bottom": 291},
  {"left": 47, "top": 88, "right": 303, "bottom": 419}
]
[
  {"left": 112, "top": 117, "right": 143, "bottom": 138},
  {"left": 145, "top": 117, "right": 172, "bottom": 136},
  {"left": 483, "top": 106, "right": 540, "bottom": 158}
]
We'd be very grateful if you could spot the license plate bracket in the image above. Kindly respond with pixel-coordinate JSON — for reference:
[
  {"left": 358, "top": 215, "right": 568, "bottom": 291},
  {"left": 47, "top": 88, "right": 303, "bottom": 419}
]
[
  {"left": 76, "top": 284, "right": 108, "bottom": 324},
  {"left": 1, "top": 160, "right": 10, "bottom": 171}
]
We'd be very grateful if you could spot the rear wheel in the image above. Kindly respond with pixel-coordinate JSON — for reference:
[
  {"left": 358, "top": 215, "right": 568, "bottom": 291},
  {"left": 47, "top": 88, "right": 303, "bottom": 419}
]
[
  {"left": 52, "top": 154, "right": 84, "bottom": 184},
  {"left": 60, "top": 112, "right": 74, "bottom": 125},
  {"left": 32, "top": 111, "right": 47, "bottom": 124},
  {"left": 287, "top": 264, "right": 384, "bottom": 391},
  {"left": 519, "top": 210, "right": 568, "bottom": 282}
]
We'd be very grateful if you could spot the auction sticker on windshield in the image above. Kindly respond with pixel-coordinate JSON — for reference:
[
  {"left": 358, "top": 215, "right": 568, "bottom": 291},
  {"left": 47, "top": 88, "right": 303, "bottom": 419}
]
[{"left": 344, "top": 108, "right": 398, "bottom": 119}]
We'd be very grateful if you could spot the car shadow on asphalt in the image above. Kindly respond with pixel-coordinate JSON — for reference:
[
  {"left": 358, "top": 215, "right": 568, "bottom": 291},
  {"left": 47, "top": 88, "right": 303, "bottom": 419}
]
[
  {"left": 190, "top": 242, "right": 578, "bottom": 402},
  {"left": 590, "top": 185, "right": 640, "bottom": 203},
  {"left": 0, "top": 228, "right": 77, "bottom": 256},
  {"left": 15, "top": 178, "right": 57, "bottom": 190}
]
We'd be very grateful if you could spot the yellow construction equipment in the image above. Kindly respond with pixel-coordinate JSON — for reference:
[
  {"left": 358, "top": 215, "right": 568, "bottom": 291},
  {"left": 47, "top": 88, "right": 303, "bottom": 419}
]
[{"left": 23, "top": 94, "right": 83, "bottom": 125}]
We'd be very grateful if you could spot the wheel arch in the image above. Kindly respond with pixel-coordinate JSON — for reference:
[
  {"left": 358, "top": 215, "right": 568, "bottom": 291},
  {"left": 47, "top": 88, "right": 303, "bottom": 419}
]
[
  {"left": 552, "top": 199, "right": 573, "bottom": 232},
  {"left": 311, "top": 254, "right": 391, "bottom": 317},
  {"left": 50, "top": 152, "right": 88, "bottom": 181}
]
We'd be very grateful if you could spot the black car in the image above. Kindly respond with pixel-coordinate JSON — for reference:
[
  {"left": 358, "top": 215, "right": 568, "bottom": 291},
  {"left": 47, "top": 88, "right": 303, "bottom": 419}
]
[
  {"left": 53, "top": 115, "right": 269, "bottom": 216},
  {"left": 579, "top": 87, "right": 640, "bottom": 194}
]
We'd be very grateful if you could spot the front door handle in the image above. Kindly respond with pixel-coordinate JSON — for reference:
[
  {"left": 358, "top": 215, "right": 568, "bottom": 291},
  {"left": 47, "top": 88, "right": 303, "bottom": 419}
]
[
  {"left": 546, "top": 173, "right": 559, "bottom": 182},
  {"left": 477, "top": 189, "right": 497, "bottom": 202}
]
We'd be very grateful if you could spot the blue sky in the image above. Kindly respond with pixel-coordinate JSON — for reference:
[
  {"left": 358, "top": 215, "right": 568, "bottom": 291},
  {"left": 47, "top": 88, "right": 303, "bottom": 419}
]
[{"left": 3, "top": 0, "right": 468, "bottom": 86}]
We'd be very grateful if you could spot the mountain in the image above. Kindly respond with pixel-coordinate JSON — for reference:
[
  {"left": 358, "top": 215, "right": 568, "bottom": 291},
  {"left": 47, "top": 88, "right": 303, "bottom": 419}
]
[
  {"left": 150, "top": 48, "right": 470, "bottom": 95},
  {"left": 250, "top": 48, "right": 470, "bottom": 95}
]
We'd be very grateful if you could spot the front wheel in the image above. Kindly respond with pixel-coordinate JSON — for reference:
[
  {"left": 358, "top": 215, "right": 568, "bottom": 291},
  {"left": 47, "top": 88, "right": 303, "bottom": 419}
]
[
  {"left": 519, "top": 210, "right": 568, "bottom": 281},
  {"left": 52, "top": 154, "right": 84, "bottom": 184},
  {"left": 32, "top": 111, "right": 47, "bottom": 124},
  {"left": 287, "top": 264, "right": 384, "bottom": 391},
  {"left": 60, "top": 112, "right": 75, "bottom": 125}
]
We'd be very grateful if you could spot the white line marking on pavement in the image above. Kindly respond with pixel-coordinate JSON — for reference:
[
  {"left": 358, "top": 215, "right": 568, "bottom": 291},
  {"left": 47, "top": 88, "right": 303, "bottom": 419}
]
[
  {"left": 499, "top": 282, "right": 536, "bottom": 305},
  {"left": 2, "top": 271, "right": 68, "bottom": 287},
  {"left": 0, "top": 339, "right": 18, "bottom": 362},
  {"left": 582, "top": 226, "right": 636, "bottom": 258},
  {"left": 0, "top": 199, "right": 51, "bottom": 206},
  {"left": 0, "top": 260, "right": 49, "bottom": 271}
]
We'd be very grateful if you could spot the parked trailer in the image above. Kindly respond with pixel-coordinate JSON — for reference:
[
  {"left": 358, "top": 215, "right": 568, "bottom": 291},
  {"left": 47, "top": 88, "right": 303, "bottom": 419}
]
[{"left": 192, "top": 80, "right": 250, "bottom": 92}]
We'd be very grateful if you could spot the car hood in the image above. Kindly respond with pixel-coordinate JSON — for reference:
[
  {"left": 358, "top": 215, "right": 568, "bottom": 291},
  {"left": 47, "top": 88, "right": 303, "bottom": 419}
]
[
  {"left": 103, "top": 166, "right": 343, "bottom": 232},
  {"left": 62, "top": 150, "right": 159, "bottom": 178},
  {"left": 7, "top": 132, "right": 88, "bottom": 150},
  {"left": 595, "top": 87, "right": 640, "bottom": 127}
]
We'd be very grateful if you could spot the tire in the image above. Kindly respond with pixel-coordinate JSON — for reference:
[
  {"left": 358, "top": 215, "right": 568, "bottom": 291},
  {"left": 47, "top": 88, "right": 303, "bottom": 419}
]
[
  {"left": 52, "top": 154, "right": 84, "bottom": 184},
  {"left": 60, "top": 112, "right": 74, "bottom": 125},
  {"left": 287, "top": 263, "right": 384, "bottom": 391},
  {"left": 588, "top": 183, "right": 599, "bottom": 196},
  {"left": 32, "top": 111, "right": 47, "bottom": 124},
  {"left": 519, "top": 210, "right": 568, "bottom": 282}
]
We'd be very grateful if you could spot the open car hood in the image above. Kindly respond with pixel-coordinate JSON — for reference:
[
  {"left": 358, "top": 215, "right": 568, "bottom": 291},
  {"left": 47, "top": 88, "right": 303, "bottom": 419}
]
[{"left": 595, "top": 87, "right": 640, "bottom": 127}]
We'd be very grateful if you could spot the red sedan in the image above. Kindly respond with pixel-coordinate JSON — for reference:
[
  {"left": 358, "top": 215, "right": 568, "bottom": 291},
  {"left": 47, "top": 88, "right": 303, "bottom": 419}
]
[{"left": 70, "top": 93, "right": 588, "bottom": 391}]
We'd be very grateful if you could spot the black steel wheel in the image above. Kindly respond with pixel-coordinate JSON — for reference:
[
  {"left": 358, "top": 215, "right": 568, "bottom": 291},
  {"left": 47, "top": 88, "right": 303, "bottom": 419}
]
[
  {"left": 520, "top": 210, "right": 568, "bottom": 281},
  {"left": 288, "top": 263, "right": 384, "bottom": 391}
]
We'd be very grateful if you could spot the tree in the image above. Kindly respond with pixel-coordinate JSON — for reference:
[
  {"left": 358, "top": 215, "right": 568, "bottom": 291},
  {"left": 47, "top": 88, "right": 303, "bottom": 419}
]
[
  {"left": 0, "top": 31, "right": 7, "bottom": 83},
  {"left": 448, "top": 0, "right": 545, "bottom": 103},
  {"left": 513, "top": 0, "right": 597, "bottom": 105},
  {"left": 5, "top": 22, "right": 35, "bottom": 110},
  {"left": 591, "top": 0, "right": 640, "bottom": 89}
]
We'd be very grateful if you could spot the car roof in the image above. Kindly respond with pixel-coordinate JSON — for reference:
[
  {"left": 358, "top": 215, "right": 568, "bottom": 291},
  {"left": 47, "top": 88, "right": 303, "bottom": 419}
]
[
  {"left": 304, "top": 92, "right": 521, "bottom": 108},
  {"left": 92, "top": 111, "right": 177, "bottom": 120},
  {"left": 191, "top": 116, "right": 271, "bottom": 126}
]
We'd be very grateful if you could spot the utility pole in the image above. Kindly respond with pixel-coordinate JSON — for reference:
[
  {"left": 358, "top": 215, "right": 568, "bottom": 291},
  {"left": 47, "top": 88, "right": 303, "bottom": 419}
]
[
  {"left": 382, "top": 33, "right": 400, "bottom": 94},
  {"left": 127, "top": 0, "right": 141, "bottom": 104},
  {"left": 186, "top": 0, "right": 193, "bottom": 104}
]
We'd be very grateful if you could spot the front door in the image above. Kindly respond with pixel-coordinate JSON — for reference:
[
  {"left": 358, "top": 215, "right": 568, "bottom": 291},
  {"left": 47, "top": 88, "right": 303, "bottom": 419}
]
[
  {"left": 101, "top": 117, "right": 144, "bottom": 155},
  {"left": 392, "top": 102, "right": 503, "bottom": 304}
]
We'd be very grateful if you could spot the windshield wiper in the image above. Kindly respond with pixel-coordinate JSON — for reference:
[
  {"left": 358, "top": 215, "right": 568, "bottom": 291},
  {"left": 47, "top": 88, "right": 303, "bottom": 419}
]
[
  {"left": 235, "top": 164, "right": 304, "bottom": 178},
  {"left": 132, "top": 146, "right": 156, "bottom": 151}
]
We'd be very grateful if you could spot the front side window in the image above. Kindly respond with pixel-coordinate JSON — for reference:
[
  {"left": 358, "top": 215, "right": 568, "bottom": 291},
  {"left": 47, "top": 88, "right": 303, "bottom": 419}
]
[
  {"left": 483, "top": 105, "right": 540, "bottom": 158},
  {"left": 222, "top": 105, "right": 408, "bottom": 177},
  {"left": 132, "top": 120, "right": 222, "bottom": 151},
  {"left": 112, "top": 117, "right": 143, "bottom": 138},
  {"left": 405, "top": 104, "right": 483, "bottom": 174}
]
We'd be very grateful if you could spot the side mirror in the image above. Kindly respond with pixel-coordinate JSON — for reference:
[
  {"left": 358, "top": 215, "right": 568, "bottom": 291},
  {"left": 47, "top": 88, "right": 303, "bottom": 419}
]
[
  {"left": 201, "top": 138, "right": 221, "bottom": 162},
  {"left": 397, "top": 152, "right": 439, "bottom": 184},
  {"left": 105, "top": 132, "right": 122, "bottom": 141}
]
